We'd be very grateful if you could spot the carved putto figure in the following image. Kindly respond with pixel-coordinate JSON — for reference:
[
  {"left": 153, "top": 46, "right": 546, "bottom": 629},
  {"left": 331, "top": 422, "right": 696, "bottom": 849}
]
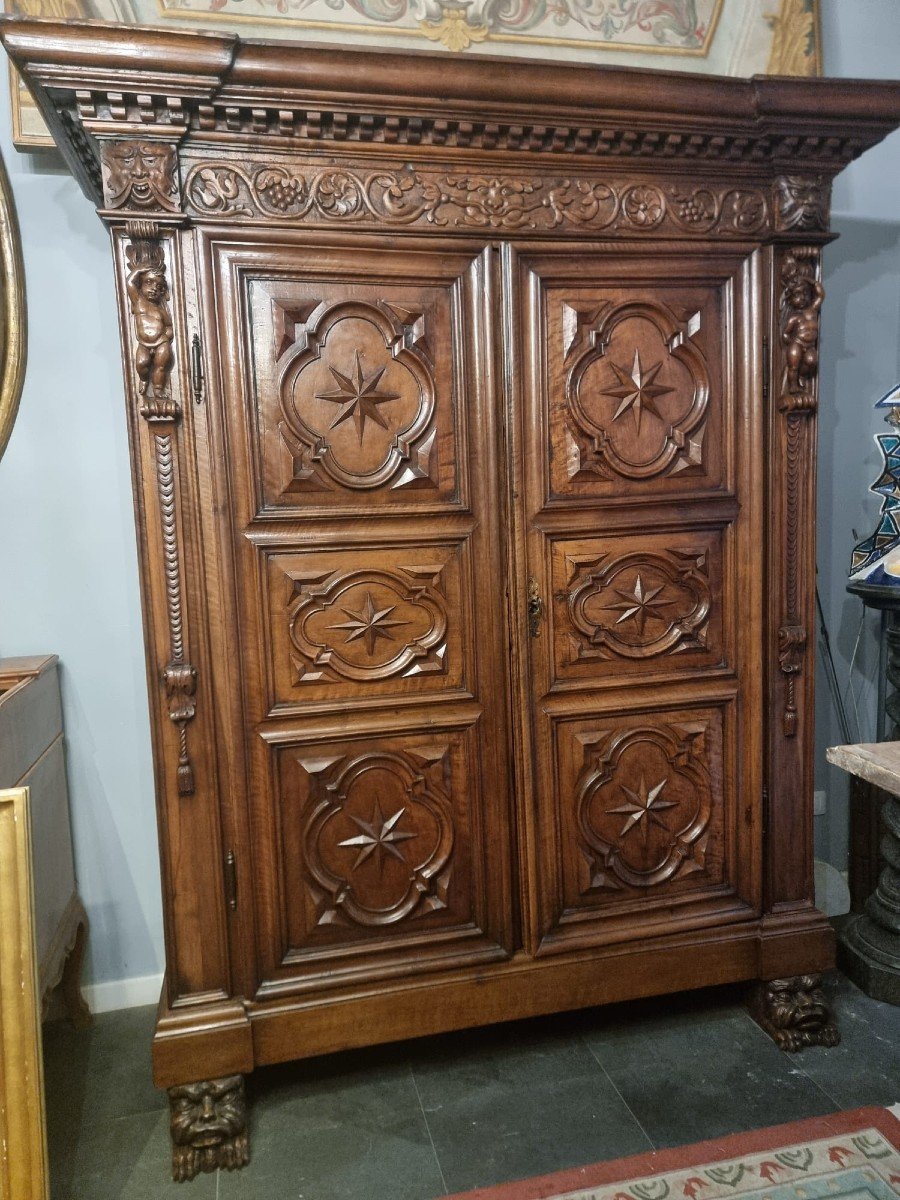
[
  {"left": 125, "top": 240, "right": 175, "bottom": 419},
  {"left": 782, "top": 252, "right": 824, "bottom": 396}
]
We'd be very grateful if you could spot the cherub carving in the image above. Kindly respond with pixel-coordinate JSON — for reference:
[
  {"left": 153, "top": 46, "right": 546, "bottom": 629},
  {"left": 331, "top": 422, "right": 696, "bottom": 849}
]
[
  {"left": 126, "top": 240, "right": 175, "bottom": 418},
  {"left": 782, "top": 254, "right": 824, "bottom": 395}
]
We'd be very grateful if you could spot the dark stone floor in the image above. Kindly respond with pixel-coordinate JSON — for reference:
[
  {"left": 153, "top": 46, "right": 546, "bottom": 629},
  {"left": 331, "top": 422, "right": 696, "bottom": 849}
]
[{"left": 43, "top": 971, "right": 900, "bottom": 1200}]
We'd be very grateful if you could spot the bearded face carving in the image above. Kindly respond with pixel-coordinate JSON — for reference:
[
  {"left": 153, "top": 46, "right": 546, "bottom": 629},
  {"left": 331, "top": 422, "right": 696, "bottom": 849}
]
[
  {"left": 752, "top": 975, "right": 841, "bottom": 1052},
  {"left": 168, "top": 1075, "right": 249, "bottom": 1182},
  {"left": 102, "top": 140, "right": 180, "bottom": 212},
  {"left": 774, "top": 175, "right": 830, "bottom": 232}
]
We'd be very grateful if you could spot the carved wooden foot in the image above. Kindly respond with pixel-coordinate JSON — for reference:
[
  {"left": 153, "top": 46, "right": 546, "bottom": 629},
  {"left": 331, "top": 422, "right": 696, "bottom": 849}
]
[
  {"left": 60, "top": 917, "right": 91, "bottom": 1029},
  {"left": 750, "top": 974, "right": 841, "bottom": 1051},
  {"left": 168, "top": 1075, "right": 250, "bottom": 1182}
]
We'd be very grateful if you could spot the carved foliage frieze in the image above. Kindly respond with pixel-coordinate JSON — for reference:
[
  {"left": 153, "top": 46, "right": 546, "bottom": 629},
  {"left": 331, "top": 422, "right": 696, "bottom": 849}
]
[
  {"left": 777, "top": 248, "right": 822, "bottom": 737},
  {"left": 287, "top": 565, "right": 449, "bottom": 684},
  {"left": 568, "top": 548, "right": 711, "bottom": 661},
  {"left": 275, "top": 298, "right": 438, "bottom": 492},
  {"left": 185, "top": 163, "right": 769, "bottom": 236},
  {"left": 102, "top": 140, "right": 181, "bottom": 212},
  {"left": 563, "top": 299, "right": 710, "bottom": 482},
  {"left": 300, "top": 748, "right": 455, "bottom": 928},
  {"left": 576, "top": 720, "right": 713, "bottom": 892}
]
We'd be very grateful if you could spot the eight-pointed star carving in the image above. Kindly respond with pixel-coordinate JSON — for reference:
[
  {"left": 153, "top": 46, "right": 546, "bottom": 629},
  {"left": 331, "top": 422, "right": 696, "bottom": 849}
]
[
  {"left": 338, "top": 799, "right": 417, "bottom": 871},
  {"left": 601, "top": 348, "right": 674, "bottom": 434},
  {"left": 329, "top": 590, "right": 409, "bottom": 657},
  {"left": 605, "top": 573, "right": 673, "bottom": 636},
  {"left": 315, "top": 350, "right": 400, "bottom": 443},
  {"left": 607, "top": 774, "right": 677, "bottom": 843}
]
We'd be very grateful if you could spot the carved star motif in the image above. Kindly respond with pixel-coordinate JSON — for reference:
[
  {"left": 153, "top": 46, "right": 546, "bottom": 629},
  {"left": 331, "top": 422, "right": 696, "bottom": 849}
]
[
  {"left": 602, "top": 348, "right": 674, "bottom": 434},
  {"left": 604, "top": 574, "right": 673, "bottom": 636},
  {"left": 607, "top": 775, "right": 677, "bottom": 843},
  {"left": 315, "top": 350, "right": 400, "bottom": 443},
  {"left": 329, "top": 591, "right": 409, "bottom": 657},
  {"left": 338, "top": 799, "right": 417, "bottom": 871}
]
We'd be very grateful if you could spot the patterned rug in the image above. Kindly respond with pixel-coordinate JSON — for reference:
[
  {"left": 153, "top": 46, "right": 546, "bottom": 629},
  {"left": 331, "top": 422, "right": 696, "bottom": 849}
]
[{"left": 447, "top": 1107, "right": 900, "bottom": 1200}]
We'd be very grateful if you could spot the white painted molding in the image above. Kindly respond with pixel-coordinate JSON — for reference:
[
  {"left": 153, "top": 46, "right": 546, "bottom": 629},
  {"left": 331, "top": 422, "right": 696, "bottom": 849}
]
[{"left": 82, "top": 972, "right": 163, "bottom": 1014}]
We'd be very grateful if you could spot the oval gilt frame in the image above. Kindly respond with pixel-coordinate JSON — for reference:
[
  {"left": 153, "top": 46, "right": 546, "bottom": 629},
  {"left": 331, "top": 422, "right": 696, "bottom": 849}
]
[{"left": 0, "top": 150, "right": 25, "bottom": 463}]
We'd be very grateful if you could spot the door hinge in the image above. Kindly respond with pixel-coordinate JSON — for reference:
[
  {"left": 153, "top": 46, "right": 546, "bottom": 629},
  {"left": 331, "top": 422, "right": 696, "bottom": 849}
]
[
  {"left": 762, "top": 334, "right": 770, "bottom": 404},
  {"left": 190, "top": 332, "right": 204, "bottom": 405},
  {"left": 224, "top": 848, "right": 238, "bottom": 911}
]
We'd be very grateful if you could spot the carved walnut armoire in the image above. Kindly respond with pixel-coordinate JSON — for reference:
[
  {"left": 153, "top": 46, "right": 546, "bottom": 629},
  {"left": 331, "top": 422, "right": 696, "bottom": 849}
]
[{"left": 5, "top": 17, "right": 900, "bottom": 1180}]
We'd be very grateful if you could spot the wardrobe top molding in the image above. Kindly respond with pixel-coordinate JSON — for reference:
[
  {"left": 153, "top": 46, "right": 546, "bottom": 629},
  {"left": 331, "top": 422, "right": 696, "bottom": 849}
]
[{"left": 4, "top": 17, "right": 900, "bottom": 228}]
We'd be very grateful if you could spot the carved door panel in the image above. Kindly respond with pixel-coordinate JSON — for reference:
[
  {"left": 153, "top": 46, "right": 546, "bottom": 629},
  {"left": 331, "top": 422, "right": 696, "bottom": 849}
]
[
  {"left": 203, "top": 234, "right": 514, "bottom": 997},
  {"left": 507, "top": 246, "right": 764, "bottom": 954}
]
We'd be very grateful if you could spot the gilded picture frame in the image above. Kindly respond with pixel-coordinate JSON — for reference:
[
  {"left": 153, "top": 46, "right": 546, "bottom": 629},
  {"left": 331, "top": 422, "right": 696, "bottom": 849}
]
[
  {"left": 6, "top": 0, "right": 821, "bottom": 149},
  {"left": 0, "top": 786, "right": 51, "bottom": 1200},
  {"left": 0, "top": 149, "right": 25, "bottom": 459}
]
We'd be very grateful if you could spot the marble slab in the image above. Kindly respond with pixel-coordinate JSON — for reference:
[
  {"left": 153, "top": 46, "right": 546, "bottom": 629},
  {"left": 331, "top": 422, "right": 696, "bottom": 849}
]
[{"left": 826, "top": 742, "right": 900, "bottom": 797}]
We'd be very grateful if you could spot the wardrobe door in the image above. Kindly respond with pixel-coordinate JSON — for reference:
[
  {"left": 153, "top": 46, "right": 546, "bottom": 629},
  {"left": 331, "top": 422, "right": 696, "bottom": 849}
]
[
  {"left": 506, "top": 245, "right": 764, "bottom": 956},
  {"left": 202, "top": 232, "right": 515, "bottom": 999}
]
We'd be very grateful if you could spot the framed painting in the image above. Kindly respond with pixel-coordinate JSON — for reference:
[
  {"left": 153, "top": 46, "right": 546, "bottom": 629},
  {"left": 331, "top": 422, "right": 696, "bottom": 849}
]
[
  {"left": 0, "top": 786, "right": 50, "bottom": 1200},
  {"left": 6, "top": 0, "right": 821, "bottom": 149}
]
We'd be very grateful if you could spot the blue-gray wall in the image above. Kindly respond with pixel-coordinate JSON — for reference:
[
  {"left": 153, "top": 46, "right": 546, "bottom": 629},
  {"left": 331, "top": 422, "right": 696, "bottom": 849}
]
[
  {"left": 0, "top": 3, "right": 898, "bottom": 997},
  {"left": 816, "top": 2, "right": 900, "bottom": 866}
]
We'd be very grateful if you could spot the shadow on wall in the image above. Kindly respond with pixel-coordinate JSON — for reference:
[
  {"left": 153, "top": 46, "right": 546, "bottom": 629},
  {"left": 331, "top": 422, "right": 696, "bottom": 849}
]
[{"left": 815, "top": 216, "right": 900, "bottom": 870}]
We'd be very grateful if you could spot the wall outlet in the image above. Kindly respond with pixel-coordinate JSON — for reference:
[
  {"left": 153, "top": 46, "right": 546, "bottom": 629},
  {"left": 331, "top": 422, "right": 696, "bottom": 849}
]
[{"left": 813, "top": 789, "right": 827, "bottom": 817}]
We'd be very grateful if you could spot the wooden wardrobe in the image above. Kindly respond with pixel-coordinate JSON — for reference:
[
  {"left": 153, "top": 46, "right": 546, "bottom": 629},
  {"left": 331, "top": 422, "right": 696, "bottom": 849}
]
[{"left": 6, "top": 18, "right": 900, "bottom": 1179}]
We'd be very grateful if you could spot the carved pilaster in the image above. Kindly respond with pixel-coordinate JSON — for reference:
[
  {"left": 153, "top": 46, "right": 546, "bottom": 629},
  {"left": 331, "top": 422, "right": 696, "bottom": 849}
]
[
  {"left": 776, "top": 248, "right": 822, "bottom": 738},
  {"left": 750, "top": 975, "right": 840, "bottom": 1051},
  {"left": 125, "top": 220, "right": 197, "bottom": 796},
  {"left": 168, "top": 1075, "right": 249, "bottom": 1182}
]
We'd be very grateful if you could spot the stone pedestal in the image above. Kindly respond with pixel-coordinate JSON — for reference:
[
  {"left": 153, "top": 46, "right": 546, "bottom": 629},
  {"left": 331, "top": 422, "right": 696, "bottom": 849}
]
[{"left": 828, "top": 735, "right": 900, "bottom": 1005}]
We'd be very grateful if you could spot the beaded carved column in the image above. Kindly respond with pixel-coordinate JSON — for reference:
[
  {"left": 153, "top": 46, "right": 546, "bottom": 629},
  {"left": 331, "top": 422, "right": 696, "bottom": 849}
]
[
  {"left": 103, "top": 137, "right": 250, "bottom": 1179},
  {"left": 753, "top": 184, "right": 840, "bottom": 1048}
]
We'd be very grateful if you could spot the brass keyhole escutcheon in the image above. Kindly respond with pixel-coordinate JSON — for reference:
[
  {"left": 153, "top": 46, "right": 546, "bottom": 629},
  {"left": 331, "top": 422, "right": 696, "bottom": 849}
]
[{"left": 527, "top": 578, "right": 544, "bottom": 638}]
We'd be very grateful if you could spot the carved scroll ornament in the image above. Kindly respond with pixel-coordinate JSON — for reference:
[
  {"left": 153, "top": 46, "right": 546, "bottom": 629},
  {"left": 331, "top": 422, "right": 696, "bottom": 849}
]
[{"left": 185, "top": 163, "right": 769, "bottom": 237}]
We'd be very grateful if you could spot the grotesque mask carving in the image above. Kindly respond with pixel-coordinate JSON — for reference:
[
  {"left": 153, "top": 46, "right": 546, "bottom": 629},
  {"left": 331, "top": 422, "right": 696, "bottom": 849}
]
[
  {"left": 752, "top": 975, "right": 840, "bottom": 1052},
  {"left": 169, "top": 1075, "right": 249, "bottom": 1182},
  {"left": 102, "top": 140, "right": 180, "bottom": 212}
]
